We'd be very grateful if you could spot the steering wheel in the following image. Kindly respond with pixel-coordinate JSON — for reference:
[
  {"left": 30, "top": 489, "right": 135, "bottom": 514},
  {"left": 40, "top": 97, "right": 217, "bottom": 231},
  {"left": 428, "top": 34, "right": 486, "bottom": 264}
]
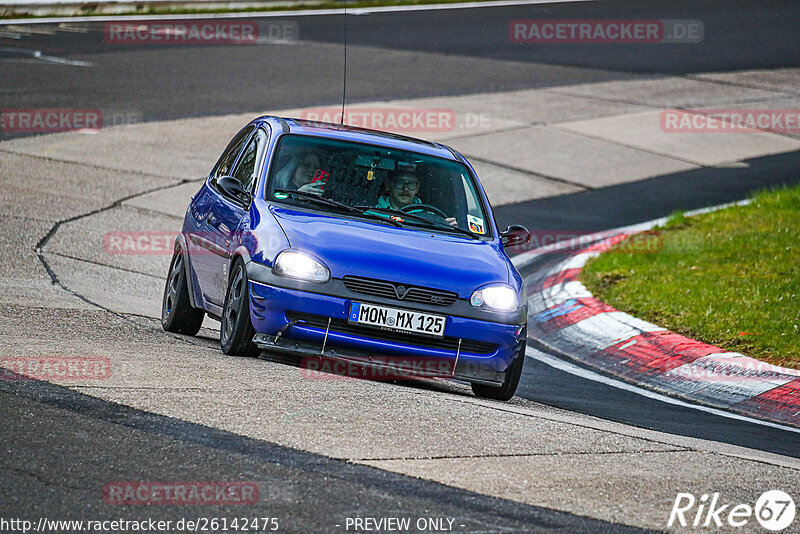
[{"left": 400, "top": 203, "right": 448, "bottom": 219}]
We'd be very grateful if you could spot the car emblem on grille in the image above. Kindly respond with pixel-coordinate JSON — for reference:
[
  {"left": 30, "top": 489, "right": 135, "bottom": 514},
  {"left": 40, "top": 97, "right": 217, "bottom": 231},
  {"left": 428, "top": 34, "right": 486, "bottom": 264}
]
[
  {"left": 430, "top": 295, "right": 446, "bottom": 304},
  {"left": 395, "top": 285, "right": 407, "bottom": 299}
]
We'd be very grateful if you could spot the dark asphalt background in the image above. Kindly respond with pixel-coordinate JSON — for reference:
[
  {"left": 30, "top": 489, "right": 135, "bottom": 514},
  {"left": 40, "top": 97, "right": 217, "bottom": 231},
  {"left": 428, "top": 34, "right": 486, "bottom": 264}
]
[
  {"left": 2, "top": 0, "right": 799, "bottom": 529},
  {"left": 2, "top": 0, "right": 798, "bottom": 124}
]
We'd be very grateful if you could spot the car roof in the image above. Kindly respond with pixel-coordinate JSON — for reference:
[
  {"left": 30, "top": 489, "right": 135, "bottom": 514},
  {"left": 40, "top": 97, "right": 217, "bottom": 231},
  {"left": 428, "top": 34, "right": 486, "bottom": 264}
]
[{"left": 254, "top": 116, "right": 462, "bottom": 161}]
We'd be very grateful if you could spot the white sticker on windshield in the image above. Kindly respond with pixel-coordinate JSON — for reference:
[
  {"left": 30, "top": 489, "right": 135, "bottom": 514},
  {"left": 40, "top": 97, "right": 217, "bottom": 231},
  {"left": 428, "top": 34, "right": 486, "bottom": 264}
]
[{"left": 467, "top": 214, "right": 485, "bottom": 234}]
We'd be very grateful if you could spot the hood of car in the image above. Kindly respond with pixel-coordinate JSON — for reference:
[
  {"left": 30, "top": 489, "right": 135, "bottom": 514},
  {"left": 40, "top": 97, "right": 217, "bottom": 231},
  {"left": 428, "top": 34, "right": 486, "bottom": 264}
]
[{"left": 270, "top": 206, "right": 511, "bottom": 298}]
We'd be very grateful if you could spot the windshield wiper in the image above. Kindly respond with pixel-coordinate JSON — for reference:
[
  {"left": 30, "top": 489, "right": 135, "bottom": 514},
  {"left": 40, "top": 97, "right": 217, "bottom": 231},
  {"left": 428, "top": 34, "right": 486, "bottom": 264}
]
[
  {"left": 358, "top": 206, "right": 433, "bottom": 226},
  {"left": 274, "top": 190, "right": 403, "bottom": 227},
  {"left": 360, "top": 206, "right": 479, "bottom": 240}
]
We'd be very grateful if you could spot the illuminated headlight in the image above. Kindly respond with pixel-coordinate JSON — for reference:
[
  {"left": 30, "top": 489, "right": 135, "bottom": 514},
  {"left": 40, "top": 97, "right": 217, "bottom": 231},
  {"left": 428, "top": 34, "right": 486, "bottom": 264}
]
[
  {"left": 470, "top": 285, "right": 519, "bottom": 312},
  {"left": 273, "top": 250, "right": 330, "bottom": 283}
]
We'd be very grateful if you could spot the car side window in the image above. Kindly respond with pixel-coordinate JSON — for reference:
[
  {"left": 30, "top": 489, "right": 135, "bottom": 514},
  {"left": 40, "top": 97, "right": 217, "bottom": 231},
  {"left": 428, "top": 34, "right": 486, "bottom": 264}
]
[
  {"left": 210, "top": 126, "right": 255, "bottom": 183},
  {"left": 231, "top": 129, "right": 268, "bottom": 193}
]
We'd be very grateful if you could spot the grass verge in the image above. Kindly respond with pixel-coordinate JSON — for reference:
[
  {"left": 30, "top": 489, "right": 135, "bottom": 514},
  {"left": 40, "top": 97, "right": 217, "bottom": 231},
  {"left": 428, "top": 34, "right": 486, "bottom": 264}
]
[{"left": 580, "top": 184, "right": 800, "bottom": 369}]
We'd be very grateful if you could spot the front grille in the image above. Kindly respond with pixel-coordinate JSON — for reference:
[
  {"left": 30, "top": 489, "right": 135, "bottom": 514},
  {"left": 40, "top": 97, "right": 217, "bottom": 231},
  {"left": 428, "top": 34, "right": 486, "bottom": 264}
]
[
  {"left": 342, "top": 276, "right": 459, "bottom": 307},
  {"left": 287, "top": 312, "right": 497, "bottom": 355}
]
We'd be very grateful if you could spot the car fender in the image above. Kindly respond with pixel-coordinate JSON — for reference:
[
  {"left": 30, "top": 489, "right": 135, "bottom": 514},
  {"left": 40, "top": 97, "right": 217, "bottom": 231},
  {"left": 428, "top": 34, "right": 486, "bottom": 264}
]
[
  {"left": 230, "top": 245, "right": 252, "bottom": 273},
  {"left": 173, "top": 233, "right": 203, "bottom": 310}
]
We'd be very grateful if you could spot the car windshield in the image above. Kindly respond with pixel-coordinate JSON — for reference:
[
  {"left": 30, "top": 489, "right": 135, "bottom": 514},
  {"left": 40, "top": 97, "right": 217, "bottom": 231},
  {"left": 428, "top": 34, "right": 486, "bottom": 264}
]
[{"left": 266, "top": 134, "right": 492, "bottom": 238}]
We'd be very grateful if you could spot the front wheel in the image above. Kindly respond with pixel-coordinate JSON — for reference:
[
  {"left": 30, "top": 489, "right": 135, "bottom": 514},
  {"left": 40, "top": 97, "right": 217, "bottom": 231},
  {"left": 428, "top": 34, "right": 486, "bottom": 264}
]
[
  {"left": 471, "top": 340, "right": 526, "bottom": 401},
  {"left": 161, "top": 249, "right": 204, "bottom": 336},
  {"left": 220, "top": 259, "right": 260, "bottom": 357}
]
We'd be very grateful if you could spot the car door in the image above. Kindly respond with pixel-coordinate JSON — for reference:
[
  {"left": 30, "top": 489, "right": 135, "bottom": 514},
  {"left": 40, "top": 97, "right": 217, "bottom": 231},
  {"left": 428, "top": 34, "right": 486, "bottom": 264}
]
[
  {"left": 187, "top": 125, "right": 254, "bottom": 310},
  {"left": 204, "top": 127, "right": 269, "bottom": 306}
]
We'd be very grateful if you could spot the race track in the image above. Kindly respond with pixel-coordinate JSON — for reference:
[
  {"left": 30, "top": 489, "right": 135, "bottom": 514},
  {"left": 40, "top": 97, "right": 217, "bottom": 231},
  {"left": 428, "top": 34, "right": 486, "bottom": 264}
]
[{"left": 1, "top": 1, "right": 799, "bottom": 531}]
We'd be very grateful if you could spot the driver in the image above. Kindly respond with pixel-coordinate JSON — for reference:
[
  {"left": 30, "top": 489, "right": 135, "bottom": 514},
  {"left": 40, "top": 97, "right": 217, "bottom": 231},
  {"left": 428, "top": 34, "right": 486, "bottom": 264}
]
[
  {"left": 377, "top": 170, "right": 422, "bottom": 210},
  {"left": 377, "top": 170, "right": 457, "bottom": 227}
]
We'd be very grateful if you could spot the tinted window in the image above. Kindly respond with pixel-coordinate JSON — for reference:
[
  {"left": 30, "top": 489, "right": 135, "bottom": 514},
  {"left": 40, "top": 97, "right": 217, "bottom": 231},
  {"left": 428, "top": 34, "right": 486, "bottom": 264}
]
[
  {"left": 210, "top": 125, "right": 254, "bottom": 182},
  {"left": 231, "top": 129, "right": 268, "bottom": 193}
]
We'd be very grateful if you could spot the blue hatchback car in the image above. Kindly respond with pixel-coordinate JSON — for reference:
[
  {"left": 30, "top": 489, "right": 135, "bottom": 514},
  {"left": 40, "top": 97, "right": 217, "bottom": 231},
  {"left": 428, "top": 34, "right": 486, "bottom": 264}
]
[{"left": 162, "top": 116, "right": 531, "bottom": 400}]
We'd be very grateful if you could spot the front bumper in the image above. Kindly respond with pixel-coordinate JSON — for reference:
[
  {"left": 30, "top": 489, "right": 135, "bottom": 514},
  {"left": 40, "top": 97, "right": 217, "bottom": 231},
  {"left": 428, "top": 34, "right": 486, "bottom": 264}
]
[{"left": 246, "top": 265, "right": 526, "bottom": 386}]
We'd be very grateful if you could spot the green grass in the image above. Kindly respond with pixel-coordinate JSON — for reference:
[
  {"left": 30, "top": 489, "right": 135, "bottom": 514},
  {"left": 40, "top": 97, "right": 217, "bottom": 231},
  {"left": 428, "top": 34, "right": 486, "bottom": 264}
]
[
  {"left": 1, "top": 0, "right": 493, "bottom": 19},
  {"left": 580, "top": 184, "right": 800, "bottom": 369}
]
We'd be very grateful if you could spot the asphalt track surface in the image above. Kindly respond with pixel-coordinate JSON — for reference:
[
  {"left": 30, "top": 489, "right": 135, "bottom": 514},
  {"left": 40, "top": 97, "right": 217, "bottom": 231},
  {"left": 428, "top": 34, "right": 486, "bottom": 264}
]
[
  {"left": 2, "top": 0, "right": 800, "bottom": 530},
  {"left": 0, "top": 380, "right": 644, "bottom": 533},
  {"left": 2, "top": 0, "right": 798, "bottom": 125}
]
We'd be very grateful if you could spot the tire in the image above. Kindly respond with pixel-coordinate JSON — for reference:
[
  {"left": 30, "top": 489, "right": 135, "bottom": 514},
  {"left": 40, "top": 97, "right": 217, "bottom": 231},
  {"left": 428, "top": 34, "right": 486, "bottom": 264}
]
[
  {"left": 161, "top": 249, "right": 205, "bottom": 336},
  {"left": 220, "top": 259, "right": 260, "bottom": 357},
  {"left": 471, "top": 340, "right": 526, "bottom": 401}
]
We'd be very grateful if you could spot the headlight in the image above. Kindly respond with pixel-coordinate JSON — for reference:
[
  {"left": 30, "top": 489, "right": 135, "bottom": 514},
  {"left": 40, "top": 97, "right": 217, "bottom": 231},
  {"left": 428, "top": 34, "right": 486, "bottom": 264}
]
[
  {"left": 273, "top": 250, "right": 330, "bottom": 283},
  {"left": 470, "top": 285, "right": 519, "bottom": 312}
]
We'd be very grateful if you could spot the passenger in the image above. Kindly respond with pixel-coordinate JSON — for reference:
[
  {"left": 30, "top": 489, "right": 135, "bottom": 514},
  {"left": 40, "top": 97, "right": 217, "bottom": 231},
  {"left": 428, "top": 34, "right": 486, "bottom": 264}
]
[
  {"left": 377, "top": 170, "right": 458, "bottom": 227},
  {"left": 273, "top": 150, "right": 325, "bottom": 194}
]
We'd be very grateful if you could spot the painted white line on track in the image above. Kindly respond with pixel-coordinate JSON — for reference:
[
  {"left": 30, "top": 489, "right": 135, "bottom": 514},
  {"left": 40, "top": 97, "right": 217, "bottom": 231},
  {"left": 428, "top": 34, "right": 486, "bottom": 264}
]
[
  {"left": 557, "top": 250, "right": 599, "bottom": 270},
  {"left": 527, "top": 345, "right": 800, "bottom": 435},
  {"left": 0, "top": 46, "right": 92, "bottom": 65},
  {"left": 0, "top": 0, "right": 594, "bottom": 25},
  {"left": 540, "top": 279, "right": 591, "bottom": 308},
  {"left": 555, "top": 311, "right": 664, "bottom": 349}
]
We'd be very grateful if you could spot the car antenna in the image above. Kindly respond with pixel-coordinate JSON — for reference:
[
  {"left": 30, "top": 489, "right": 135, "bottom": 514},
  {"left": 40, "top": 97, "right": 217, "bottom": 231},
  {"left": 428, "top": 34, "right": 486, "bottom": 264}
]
[{"left": 340, "top": 0, "right": 347, "bottom": 126}]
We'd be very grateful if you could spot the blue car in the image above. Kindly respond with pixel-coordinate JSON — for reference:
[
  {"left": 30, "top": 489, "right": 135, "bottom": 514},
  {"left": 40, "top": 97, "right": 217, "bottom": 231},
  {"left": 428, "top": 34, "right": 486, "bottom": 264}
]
[{"left": 162, "top": 116, "right": 531, "bottom": 400}]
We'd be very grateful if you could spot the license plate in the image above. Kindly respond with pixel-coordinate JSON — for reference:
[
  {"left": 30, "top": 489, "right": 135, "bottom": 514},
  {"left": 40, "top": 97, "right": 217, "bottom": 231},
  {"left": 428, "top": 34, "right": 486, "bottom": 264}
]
[{"left": 349, "top": 302, "right": 446, "bottom": 338}]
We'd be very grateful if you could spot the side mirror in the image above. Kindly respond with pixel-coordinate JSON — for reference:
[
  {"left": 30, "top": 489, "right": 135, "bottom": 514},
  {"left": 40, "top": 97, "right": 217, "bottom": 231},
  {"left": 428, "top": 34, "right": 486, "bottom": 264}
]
[
  {"left": 217, "top": 175, "right": 251, "bottom": 205},
  {"left": 501, "top": 224, "right": 531, "bottom": 247}
]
